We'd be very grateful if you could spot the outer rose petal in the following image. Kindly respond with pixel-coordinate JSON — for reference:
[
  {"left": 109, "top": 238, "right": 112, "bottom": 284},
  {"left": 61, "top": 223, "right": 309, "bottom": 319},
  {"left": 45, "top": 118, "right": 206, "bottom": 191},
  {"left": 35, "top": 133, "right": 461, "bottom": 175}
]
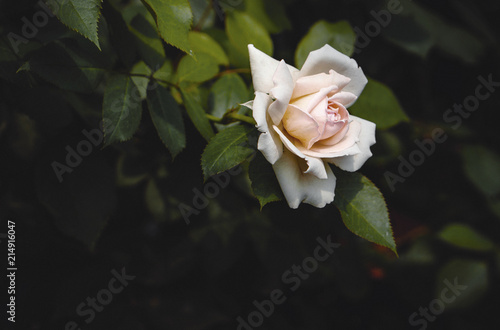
[
  {"left": 253, "top": 92, "right": 283, "bottom": 164},
  {"left": 268, "top": 60, "right": 295, "bottom": 125},
  {"left": 328, "top": 115, "right": 376, "bottom": 171},
  {"left": 273, "top": 125, "right": 328, "bottom": 179},
  {"left": 273, "top": 149, "right": 336, "bottom": 209},
  {"left": 296, "top": 44, "right": 367, "bottom": 106},
  {"left": 248, "top": 44, "right": 298, "bottom": 93}
]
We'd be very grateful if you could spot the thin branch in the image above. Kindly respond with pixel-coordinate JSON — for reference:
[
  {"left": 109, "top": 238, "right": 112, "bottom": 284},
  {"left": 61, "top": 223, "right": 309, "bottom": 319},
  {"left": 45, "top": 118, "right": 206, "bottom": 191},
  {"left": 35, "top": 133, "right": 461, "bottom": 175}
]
[{"left": 193, "top": 0, "right": 214, "bottom": 31}]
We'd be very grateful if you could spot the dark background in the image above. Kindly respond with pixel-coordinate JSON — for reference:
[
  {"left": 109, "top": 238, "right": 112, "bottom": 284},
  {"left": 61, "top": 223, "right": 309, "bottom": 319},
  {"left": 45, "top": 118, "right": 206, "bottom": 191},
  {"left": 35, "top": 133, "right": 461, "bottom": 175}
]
[{"left": 1, "top": 0, "right": 500, "bottom": 329}]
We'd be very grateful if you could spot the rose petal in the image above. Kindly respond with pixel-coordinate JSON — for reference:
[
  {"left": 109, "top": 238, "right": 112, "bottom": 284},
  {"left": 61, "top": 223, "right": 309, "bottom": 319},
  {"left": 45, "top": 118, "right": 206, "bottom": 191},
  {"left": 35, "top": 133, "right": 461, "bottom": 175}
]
[
  {"left": 273, "top": 148, "right": 336, "bottom": 209},
  {"left": 273, "top": 125, "right": 328, "bottom": 179},
  {"left": 321, "top": 120, "right": 347, "bottom": 140},
  {"left": 328, "top": 115, "right": 376, "bottom": 171},
  {"left": 297, "top": 119, "right": 362, "bottom": 158},
  {"left": 248, "top": 44, "right": 298, "bottom": 93},
  {"left": 300, "top": 141, "right": 361, "bottom": 159},
  {"left": 258, "top": 130, "right": 283, "bottom": 165},
  {"left": 319, "top": 123, "right": 349, "bottom": 146},
  {"left": 296, "top": 45, "right": 367, "bottom": 106},
  {"left": 291, "top": 85, "right": 338, "bottom": 115},
  {"left": 329, "top": 91, "right": 358, "bottom": 107},
  {"left": 291, "top": 70, "right": 348, "bottom": 99},
  {"left": 268, "top": 60, "right": 295, "bottom": 125},
  {"left": 309, "top": 99, "right": 348, "bottom": 141},
  {"left": 282, "top": 104, "right": 320, "bottom": 149},
  {"left": 252, "top": 92, "right": 271, "bottom": 129},
  {"left": 253, "top": 92, "right": 283, "bottom": 164}
]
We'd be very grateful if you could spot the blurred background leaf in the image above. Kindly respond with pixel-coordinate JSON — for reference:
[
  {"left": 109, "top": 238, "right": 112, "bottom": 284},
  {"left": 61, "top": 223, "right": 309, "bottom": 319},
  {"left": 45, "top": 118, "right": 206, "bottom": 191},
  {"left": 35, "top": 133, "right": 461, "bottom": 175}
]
[{"left": 295, "top": 20, "right": 356, "bottom": 68}]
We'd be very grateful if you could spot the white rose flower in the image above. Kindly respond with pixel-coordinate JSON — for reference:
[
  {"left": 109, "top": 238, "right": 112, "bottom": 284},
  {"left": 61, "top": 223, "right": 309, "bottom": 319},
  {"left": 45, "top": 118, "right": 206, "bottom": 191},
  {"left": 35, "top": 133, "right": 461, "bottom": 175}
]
[{"left": 248, "top": 44, "right": 376, "bottom": 208}]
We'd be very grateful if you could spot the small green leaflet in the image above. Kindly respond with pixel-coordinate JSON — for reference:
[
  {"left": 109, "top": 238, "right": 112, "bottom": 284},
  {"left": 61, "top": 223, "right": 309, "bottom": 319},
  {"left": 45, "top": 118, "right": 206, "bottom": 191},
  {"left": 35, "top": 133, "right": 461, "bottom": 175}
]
[
  {"left": 349, "top": 78, "right": 409, "bottom": 130},
  {"left": 29, "top": 41, "right": 106, "bottom": 92},
  {"left": 177, "top": 55, "right": 219, "bottom": 83},
  {"left": 102, "top": 74, "right": 142, "bottom": 146},
  {"left": 128, "top": 12, "right": 166, "bottom": 69},
  {"left": 295, "top": 20, "right": 356, "bottom": 68},
  {"left": 142, "top": 0, "right": 193, "bottom": 55},
  {"left": 210, "top": 73, "right": 248, "bottom": 118},
  {"left": 180, "top": 87, "right": 215, "bottom": 142},
  {"left": 245, "top": 0, "right": 291, "bottom": 34},
  {"left": 147, "top": 86, "right": 186, "bottom": 158},
  {"left": 438, "top": 223, "right": 495, "bottom": 252},
  {"left": 225, "top": 11, "right": 273, "bottom": 62},
  {"left": 333, "top": 170, "right": 397, "bottom": 255},
  {"left": 461, "top": 145, "right": 500, "bottom": 218},
  {"left": 46, "top": 0, "right": 103, "bottom": 49},
  {"left": 188, "top": 31, "right": 229, "bottom": 65},
  {"left": 201, "top": 125, "right": 255, "bottom": 180},
  {"left": 249, "top": 152, "right": 284, "bottom": 208},
  {"left": 130, "top": 61, "right": 152, "bottom": 100}
]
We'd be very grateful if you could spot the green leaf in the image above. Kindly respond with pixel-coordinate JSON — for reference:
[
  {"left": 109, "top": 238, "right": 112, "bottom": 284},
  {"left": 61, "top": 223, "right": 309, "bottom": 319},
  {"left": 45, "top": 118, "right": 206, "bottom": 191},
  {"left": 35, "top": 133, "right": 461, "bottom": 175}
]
[
  {"left": 177, "top": 55, "right": 219, "bottom": 83},
  {"left": 226, "top": 11, "right": 273, "bottom": 63},
  {"left": 102, "top": 0, "right": 137, "bottom": 67},
  {"left": 249, "top": 152, "right": 284, "bottom": 208},
  {"left": 180, "top": 87, "right": 214, "bottom": 141},
  {"left": 333, "top": 170, "right": 397, "bottom": 255},
  {"left": 349, "top": 78, "right": 409, "bottom": 129},
  {"left": 189, "top": 31, "right": 229, "bottom": 65},
  {"left": 201, "top": 125, "right": 255, "bottom": 180},
  {"left": 435, "top": 259, "right": 489, "bottom": 310},
  {"left": 461, "top": 145, "right": 500, "bottom": 218},
  {"left": 153, "top": 60, "right": 174, "bottom": 85},
  {"left": 189, "top": 0, "right": 215, "bottom": 30},
  {"left": 382, "top": 0, "right": 484, "bottom": 63},
  {"left": 128, "top": 12, "right": 166, "bottom": 68},
  {"left": 295, "top": 20, "right": 356, "bottom": 68},
  {"left": 130, "top": 61, "right": 152, "bottom": 100},
  {"left": 209, "top": 73, "right": 248, "bottom": 118},
  {"left": 147, "top": 85, "right": 186, "bottom": 158},
  {"left": 245, "top": 0, "right": 291, "bottom": 34},
  {"left": 438, "top": 223, "right": 495, "bottom": 252},
  {"left": 29, "top": 41, "right": 106, "bottom": 92},
  {"left": 102, "top": 75, "right": 143, "bottom": 146},
  {"left": 400, "top": 240, "right": 435, "bottom": 265},
  {"left": 142, "top": 0, "right": 193, "bottom": 54},
  {"left": 46, "top": 0, "right": 103, "bottom": 49}
]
